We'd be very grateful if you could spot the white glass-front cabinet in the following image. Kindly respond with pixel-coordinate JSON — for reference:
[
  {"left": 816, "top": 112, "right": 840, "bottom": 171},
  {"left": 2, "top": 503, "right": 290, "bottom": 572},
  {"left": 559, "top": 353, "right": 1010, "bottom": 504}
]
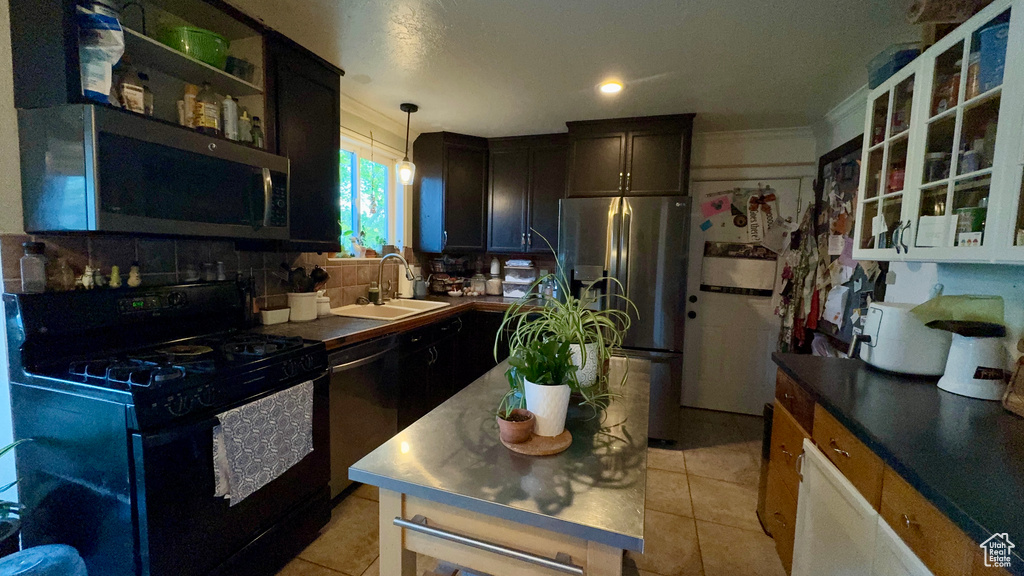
[{"left": 853, "top": 0, "right": 1024, "bottom": 263}]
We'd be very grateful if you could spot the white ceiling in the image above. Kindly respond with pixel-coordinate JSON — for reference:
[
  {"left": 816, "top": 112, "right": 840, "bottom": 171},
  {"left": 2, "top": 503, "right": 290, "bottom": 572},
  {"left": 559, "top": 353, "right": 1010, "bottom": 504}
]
[{"left": 228, "top": 0, "right": 918, "bottom": 136}]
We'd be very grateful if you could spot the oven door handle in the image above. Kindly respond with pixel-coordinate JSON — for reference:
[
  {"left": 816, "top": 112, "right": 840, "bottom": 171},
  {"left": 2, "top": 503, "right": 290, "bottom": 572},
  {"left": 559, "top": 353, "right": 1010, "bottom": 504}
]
[{"left": 330, "top": 348, "right": 394, "bottom": 373}]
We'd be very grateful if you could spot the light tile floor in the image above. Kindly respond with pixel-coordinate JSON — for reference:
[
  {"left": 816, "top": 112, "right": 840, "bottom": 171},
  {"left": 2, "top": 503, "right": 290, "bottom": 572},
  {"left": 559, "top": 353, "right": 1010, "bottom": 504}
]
[{"left": 277, "top": 408, "right": 785, "bottom": 576}]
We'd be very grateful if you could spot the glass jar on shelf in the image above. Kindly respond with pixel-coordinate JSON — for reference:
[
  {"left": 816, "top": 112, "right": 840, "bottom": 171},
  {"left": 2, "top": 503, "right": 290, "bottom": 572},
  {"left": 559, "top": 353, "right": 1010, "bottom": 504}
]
[{"left": 20, "top": 242, "right": 47, "bottom": 294}]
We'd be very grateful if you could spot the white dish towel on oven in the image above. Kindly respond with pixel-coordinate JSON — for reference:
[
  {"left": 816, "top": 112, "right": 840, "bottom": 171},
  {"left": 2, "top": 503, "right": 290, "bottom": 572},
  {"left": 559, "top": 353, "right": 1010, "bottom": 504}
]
[{"left": 213, "top": 380, "right": 314, "bottom": 505}]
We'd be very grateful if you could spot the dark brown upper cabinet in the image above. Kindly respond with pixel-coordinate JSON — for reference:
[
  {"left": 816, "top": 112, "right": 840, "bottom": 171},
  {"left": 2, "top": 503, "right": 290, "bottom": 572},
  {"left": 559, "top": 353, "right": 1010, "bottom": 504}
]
[
  {"left": 10, "top": 0, "right": 346, "bottom": 251},
  {"left": 487, "top": 135, "right": 568, "bottom": 253},
  {"left": 265, "top": 33, "right": 343, "bottom": 252},
  {"left": 566, "top": 114, "right": 694, "bottom": 197},
  {"left": 413, "top": 132, "right": 489, "bottom": 253}
]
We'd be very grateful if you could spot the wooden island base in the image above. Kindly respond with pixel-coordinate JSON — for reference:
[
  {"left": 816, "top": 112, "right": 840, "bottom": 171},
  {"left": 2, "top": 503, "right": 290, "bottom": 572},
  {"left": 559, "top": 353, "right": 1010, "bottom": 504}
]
[{"left": 379, "top": 489, "right": 625, "bottom": 576}]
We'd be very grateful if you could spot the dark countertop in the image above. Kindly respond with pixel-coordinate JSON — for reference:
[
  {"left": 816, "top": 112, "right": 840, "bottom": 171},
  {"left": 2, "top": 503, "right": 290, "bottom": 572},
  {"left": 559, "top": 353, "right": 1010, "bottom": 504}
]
[
  {"left": 773, "top": 352, "right": 1024, "bottom": 568},
  {"left": 256, "top": 295, "right": 521, "bottom": 349},
  {"left": 349, "top": 357, "right": 650, "bottom": 551}
]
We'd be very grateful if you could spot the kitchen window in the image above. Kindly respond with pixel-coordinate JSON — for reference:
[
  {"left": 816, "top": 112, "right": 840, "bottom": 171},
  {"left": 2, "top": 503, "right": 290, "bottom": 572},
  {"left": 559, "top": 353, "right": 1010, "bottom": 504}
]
[{"left": 338, "top": 136, "right": 403, "bottom": 256}]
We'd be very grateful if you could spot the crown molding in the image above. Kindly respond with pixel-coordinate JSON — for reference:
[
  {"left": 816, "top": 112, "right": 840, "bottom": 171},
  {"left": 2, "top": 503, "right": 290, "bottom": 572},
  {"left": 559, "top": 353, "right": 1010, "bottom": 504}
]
[
  {"left": 824, "top": 84, "right": 868, "bottom": 127},
  {"left": 693, "top": 126, "right": 815, "bottom": 144},
  {"left": 341, "top": 93, "right": 417, "bottom": 140}
]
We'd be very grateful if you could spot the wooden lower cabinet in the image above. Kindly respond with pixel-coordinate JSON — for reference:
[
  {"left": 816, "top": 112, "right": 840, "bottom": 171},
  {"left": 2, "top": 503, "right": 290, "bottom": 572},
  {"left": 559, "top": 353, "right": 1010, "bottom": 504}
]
[
  {"left": 766, "top": 459, "right": 798, "bottom": 573},
  {"left": 880, "top": 467, "right": 975, "bottom": 576},
  {"left": 769, "top": 401, "right": 809, "bottom": 498},
  {"left": 775, "top": 369, "right": 815, "bottom": 431},
  {"left": 972, "top": 550, "right": 1014, "bottom": 575},
  {"left": 812, "top": 404, "right": 884, "bottom": 510},
  {"left": 768, "top": 371, "right": 1005, "bottom": 576}
]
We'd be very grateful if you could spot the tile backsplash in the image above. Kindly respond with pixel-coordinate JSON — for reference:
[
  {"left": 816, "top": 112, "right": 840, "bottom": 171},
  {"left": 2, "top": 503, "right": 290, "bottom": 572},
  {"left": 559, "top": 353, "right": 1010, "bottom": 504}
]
[{"left": 0, "top": 233, "right": 399, "bottom": 310}]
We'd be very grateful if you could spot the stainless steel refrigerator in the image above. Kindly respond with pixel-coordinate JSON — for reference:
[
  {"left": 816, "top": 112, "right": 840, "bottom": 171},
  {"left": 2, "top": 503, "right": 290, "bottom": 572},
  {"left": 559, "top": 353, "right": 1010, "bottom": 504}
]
[{"left": 558, "top": 196, "right": 690, "bottom": 443}]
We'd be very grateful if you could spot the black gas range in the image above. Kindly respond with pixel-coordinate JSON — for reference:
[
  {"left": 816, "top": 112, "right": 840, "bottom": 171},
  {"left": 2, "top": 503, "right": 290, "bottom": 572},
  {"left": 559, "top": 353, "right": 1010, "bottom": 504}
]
[{"left": 6, "top": 282, "right": 331, "bottom": 576}]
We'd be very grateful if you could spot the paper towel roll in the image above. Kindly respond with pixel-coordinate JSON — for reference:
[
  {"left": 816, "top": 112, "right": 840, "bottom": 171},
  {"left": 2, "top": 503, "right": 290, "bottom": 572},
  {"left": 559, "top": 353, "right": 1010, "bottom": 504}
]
[{"left": 907, "top": 0, "right": 983, "bottom": 24}]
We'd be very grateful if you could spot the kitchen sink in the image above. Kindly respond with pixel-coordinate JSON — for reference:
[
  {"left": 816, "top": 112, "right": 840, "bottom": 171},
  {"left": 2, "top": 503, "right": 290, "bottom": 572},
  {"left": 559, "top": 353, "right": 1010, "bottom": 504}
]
[
  {"left": 385, "top": 299, "right": 450, "bottom": 311},
  {"left": 330, "top": 300, "right": 450, "bottom": 321}
]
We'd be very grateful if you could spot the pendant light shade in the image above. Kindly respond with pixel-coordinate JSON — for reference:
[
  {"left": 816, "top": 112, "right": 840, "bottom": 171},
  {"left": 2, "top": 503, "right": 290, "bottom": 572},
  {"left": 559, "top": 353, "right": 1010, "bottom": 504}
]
[
  {"left": 397, "top": 159, "right": 416, "bottom": 186},
  {"left": 397, "top": 103, "right": 418, "bottom": 186}
]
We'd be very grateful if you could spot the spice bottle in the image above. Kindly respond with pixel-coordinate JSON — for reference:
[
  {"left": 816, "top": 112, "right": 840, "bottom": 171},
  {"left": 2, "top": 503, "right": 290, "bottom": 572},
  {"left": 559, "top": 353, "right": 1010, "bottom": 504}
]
[
  {"left": 250, "top": 116, "right": 265, "bottom": 148},
  {"left": 194, "top": 82, "right": 222, "bottom": 136},
  {"left": 183, "top": 83, "right": 199, "bottom": 128},
  {"left": 20, "top": 242, "right": 47, "bottom": 294}
]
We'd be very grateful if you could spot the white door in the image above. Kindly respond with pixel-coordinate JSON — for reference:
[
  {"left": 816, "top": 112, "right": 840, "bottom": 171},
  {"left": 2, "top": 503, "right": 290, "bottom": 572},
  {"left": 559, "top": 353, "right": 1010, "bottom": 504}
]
[
  {"left": 792, "top": 440, "right": 878, "bottom": 576},
  {"left": 871, "top": 517, "right": 934, "bottom": 576},
  {"left": 681, "top": 178, "right": 803, "bottom": 414}
]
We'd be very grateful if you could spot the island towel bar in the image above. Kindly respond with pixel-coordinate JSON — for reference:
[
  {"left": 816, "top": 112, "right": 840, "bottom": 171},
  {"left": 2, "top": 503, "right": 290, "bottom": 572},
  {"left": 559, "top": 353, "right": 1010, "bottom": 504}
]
[{"left": 393, "top": 515, "right": 585, "bottom": 575}]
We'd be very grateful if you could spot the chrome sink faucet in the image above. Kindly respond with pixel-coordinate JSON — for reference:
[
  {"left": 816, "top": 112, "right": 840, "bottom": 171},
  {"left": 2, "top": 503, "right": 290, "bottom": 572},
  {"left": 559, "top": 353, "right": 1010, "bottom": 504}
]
[{"left": 372, "top": 253, "right": 416, "bottom": 305}]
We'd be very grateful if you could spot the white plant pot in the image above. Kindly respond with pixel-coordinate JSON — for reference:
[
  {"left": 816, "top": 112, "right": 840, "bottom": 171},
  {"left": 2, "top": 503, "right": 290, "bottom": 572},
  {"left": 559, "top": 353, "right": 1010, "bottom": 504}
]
[
  {"left": 287, "top": 292, "right": 318, "bottom": 322},
  {"left": 569, "top": 343, "right": 600, "bottom": 388},
  {"left": 524, "top": 380, "right": 571, "bottom": 437}
]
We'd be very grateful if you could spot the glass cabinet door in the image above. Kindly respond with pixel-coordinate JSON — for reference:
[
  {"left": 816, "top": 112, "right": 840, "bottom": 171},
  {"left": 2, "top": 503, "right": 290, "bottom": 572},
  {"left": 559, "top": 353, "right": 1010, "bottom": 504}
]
[
  {"left": 913, "top": 8, "right": 1010, "bottom": 250},
  {"left": 859, "top": 74, "right": 916, "bottom": 251}
]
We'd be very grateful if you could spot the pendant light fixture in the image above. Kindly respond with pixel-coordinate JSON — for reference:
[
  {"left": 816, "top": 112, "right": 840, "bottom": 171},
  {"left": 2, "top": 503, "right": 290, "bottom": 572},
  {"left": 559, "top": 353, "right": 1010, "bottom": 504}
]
[{"left": 396, "top": 103, "right": 418, "bottom": 186}]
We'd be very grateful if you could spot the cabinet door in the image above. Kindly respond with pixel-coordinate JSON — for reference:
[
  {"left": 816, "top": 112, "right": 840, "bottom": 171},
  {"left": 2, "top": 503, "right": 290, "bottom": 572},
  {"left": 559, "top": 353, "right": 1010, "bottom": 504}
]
[
  {"left": 625, "top": 129, "right": 689, "bottom": 196},
  {"left": 854, "top": 64, "right": 922, "bottom": 261},
  {"left": 872, "top": 517, "right": 935, "bottom": 576},
  {"left": 528, "top": 144, "right": 568, "bottom": 251},
  {"left": 268, "top": 36, "right": 342, "bottom": 250},
  {"left": 488, "top": 148, "right": 529, "bottom": 252},
  {"left": 567, "top": 133, "right": 626, "bottom": 197},
  {"left": 792, "top": 441, "right": 879, "bottom": 576},
  {"left": 909, "top": 6, "right": 1015, "bottom": 257},
  {"left": 430, "top": 332, "right": 459, "bottom": 407},
  {"left": 397, "top": 335, "right": 435, "bottom": 430},
  {"left": 444, "top": 144, "right": 488, "bottom": 251}
]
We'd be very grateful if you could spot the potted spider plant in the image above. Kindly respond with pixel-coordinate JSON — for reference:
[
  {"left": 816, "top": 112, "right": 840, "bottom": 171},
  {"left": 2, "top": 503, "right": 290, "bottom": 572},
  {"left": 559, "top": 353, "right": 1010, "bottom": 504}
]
[
  {"left": 495, "top": 372, "right": 534, "bottom": 444},
  {"left": 495, "top": 232, "right": 636, "bottom": 401},
  {"left": 506, "top": 340, "right": 578, "bottom": 437}
]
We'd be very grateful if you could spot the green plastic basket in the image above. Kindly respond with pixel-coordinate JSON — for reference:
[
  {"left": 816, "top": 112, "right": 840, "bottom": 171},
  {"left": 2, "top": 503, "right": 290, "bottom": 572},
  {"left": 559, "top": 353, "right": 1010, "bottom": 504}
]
[{"left": 158, "top": 26, "right": 230, "bottom": 70}]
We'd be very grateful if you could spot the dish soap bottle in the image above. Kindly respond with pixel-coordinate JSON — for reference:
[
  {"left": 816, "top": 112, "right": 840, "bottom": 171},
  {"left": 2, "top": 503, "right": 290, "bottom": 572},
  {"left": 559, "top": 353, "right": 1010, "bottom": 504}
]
[{"left": 194, "top": 82, "right": 222, "bottom": 136}]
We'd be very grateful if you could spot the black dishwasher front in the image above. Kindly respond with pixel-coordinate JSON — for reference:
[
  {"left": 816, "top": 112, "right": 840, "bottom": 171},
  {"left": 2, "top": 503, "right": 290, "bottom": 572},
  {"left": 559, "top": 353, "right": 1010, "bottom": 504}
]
[{"left": 328, "top": 335, "right": 399, "bottom": 498}]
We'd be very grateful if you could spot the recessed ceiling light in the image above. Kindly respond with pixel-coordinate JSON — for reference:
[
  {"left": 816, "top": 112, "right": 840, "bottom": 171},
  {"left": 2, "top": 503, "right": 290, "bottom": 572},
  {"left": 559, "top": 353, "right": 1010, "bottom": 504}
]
[{"left": 599, "top": 81, "right": 623, "bottom": 94}]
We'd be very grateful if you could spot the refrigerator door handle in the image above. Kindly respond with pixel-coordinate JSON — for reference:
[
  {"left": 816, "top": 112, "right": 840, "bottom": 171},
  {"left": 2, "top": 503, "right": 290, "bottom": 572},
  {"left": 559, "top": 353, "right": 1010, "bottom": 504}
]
[
  {"left": 616, "top": 198, "right": 632, "bottom": 309},
  {"left": 606, "top": 198, "right": 623, "bottom": 308}
]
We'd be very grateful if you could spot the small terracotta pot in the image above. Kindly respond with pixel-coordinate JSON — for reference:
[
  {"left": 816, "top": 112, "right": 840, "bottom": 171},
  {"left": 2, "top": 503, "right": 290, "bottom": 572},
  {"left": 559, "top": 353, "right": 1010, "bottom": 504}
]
[{"left": 497, "top": 408, "right": 535, "bottom": 443}]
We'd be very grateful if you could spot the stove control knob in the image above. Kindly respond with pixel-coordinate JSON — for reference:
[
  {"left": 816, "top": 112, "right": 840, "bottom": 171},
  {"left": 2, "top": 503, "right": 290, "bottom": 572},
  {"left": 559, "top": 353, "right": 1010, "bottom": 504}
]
[
  {"left": 167, "top": 395, "right": 187, "bottom": 416},
  {"left": 197, "top": 387, "right": 214, "bottom": 407},
  {"left": 282, "top": 360, "right": 298, "bottom": 378},
  {"left": 168, "top": 292, "right": 187, "bottom": 307},
  {"left": 300, "top": 354, "right": 314, "bottom": 371}
]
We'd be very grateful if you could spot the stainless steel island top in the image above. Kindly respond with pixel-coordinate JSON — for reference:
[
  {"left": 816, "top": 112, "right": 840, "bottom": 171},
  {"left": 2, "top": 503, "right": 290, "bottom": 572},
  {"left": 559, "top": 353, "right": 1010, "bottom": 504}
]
[{"left": 349, "top": 357, "right": 649, "bottom": 552}]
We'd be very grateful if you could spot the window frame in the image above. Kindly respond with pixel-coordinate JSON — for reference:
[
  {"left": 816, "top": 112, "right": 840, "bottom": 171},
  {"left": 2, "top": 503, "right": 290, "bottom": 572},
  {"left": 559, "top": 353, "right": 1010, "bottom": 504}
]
[{"left": 335, "top": 131, "right": 404, "bottom": 258}]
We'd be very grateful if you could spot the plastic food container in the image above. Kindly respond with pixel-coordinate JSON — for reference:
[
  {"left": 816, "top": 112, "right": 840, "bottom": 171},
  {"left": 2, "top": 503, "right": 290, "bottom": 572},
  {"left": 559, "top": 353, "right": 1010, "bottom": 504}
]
[
  {"left": 225, "top": 56, "right": 255, "bottom": 83},
  {"left": 924, "top": 153, "right": 950, "bottom": 182},
  {"left": 504, "top": 266, "right": 537, "bottom": 284},
  {"left": 867, "top": 42, "right": 920, "bottom": 89},
  {"left": 260, "top": 307, "right": 290, "bottom": 325},
  {"left": 978, "top": 22, "right": 1009, "bottom": 93},
  {"left": 503, "top": 281, "right": 534, "bottom": 299},
  {"left": 158, "top": 26, "right": 230, "bottom": 69}
]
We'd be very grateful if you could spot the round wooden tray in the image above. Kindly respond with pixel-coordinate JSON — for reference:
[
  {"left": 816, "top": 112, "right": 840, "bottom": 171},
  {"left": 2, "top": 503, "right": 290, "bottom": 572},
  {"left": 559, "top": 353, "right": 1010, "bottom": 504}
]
[{"left": 500, "top": 429, "right": 572, "bottom": 456}]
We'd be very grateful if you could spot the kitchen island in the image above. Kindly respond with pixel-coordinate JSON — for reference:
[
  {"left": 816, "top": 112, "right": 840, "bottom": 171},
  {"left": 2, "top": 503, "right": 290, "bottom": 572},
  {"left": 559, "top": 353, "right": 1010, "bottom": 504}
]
[{"left": 349, "top": 356, "right": 649, "bottom": 576}]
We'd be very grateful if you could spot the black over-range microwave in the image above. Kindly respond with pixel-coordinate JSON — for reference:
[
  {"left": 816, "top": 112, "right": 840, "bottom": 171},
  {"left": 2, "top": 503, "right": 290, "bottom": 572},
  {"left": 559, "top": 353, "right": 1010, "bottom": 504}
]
[{"left": 17, "top": 104, "right": 289, "bottom": 240}]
